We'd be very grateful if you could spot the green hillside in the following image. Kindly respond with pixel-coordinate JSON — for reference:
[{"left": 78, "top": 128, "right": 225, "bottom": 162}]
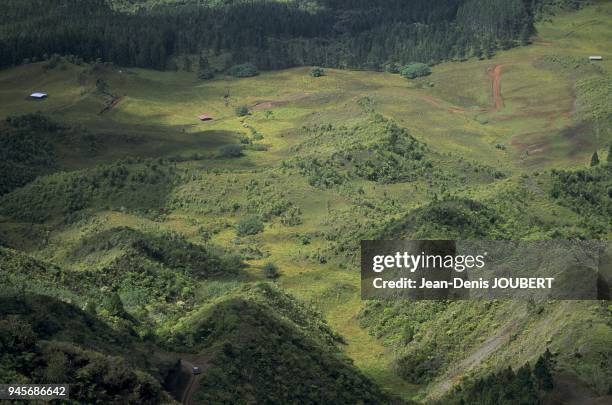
[
  {"left": 164, "top": 283, "right": 393, "bottom": 404},
  {"left": 0, "top": 248, "right": 389, "bottom": 403},
  {"left": 0, "top": 0, "right": 611, "bottom": 403},
  {"left": 0, "top": 292, "right": 171, "bottom": 404}
]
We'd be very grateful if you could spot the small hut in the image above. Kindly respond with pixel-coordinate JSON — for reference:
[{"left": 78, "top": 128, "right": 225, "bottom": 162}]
[
  {"left": 589, "top": 56, "right": 603, "bottom": 61},
  {"left": 198, "top": 114, "right": 213, "bottom": 121},
  {"left": 30, "top": 92, "right": 48, "bottom": 99}
]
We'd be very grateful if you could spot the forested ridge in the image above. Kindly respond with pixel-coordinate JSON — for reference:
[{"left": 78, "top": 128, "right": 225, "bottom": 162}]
[{"left": 0, "top": 0, "right": 588, "bottom": 71}]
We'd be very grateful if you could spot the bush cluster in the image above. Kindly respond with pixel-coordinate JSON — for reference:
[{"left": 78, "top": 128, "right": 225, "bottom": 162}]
[
  {"left": 227, "top": 63, "right": 258, "bottom": 78},
  {"left": 400, "top": 63, "right": 432, "bottom": 79}
]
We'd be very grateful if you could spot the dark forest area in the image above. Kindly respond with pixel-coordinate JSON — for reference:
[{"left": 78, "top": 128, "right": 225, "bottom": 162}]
[{"left": 0, "top": 0, "right": 588, "bottom": 71}]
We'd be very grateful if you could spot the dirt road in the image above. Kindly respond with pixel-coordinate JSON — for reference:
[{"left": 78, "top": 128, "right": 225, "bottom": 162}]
[
  {"left": 488, "top": 64, "right": 504, "bottom": 110},
  {"left": 173, "top": 358, "right": 208, "bottom": 405},
  {"left": 180, "top": 360, "right": 198, "bottom": 404}
]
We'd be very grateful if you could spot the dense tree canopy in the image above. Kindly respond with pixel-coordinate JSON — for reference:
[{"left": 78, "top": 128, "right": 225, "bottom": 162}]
[{"left": 0, "top": 0, "right": 582, "bottom": 71}]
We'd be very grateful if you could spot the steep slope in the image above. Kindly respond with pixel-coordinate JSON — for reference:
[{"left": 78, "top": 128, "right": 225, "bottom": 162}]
[
  {"left": 0, "top": 293, "right": 173, "bottom": 403},
  {"left": 1, "top": 246, "right": 395, "bottom": 403},
  {"left": 162, "top": 283, "right": 395, "bottom": 404}
]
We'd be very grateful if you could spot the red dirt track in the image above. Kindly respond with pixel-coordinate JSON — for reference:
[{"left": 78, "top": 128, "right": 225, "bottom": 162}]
[
  {"left": 99, "top": 96, "right": 125, "bottom": 115},
  {"left": 488, "top": 64, "right": 504, "bottom": 110}
]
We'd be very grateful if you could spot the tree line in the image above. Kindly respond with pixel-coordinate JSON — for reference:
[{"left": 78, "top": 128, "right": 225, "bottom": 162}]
[{"left": 0, "top": 0, "right": 587, "bottom": 71}]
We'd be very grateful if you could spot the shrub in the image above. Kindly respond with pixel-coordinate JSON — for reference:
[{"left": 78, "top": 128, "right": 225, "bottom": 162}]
[
  {"left": 6, "top": 112, "right": 61, "bottom": 132},
  {"left": 383, "top": 62, "right": 401, "bottom": 73},
  {"left": 198, "top": 68, "right": 214, "bottom": 80},
  {"left": 400, "top": 63, "right": 431, "bottom": 79},
  {"left": 591, "top": 151, "right": 600, "bottom": 167},
  {"left": 310, "top": 67, "right": 325, "bottom": 77},
  {"left": 238, "top": 134, "right": 251, "bottom": 144},
  {"left": 298, "top": 234, "right": 311, "bottom": 245},
  {"left": 198, "top": 55, "right": 214, "bottom": 80},
  {"left": 106, "top": 292, "right": 126, "bottom": 317},
  {"left": 248, "top": 144, "right": 268, "bottom": 151},
  {"left": 218, "top": 144, "right": 243, "bottom": 158},
  {"left": 236, "top": 216, "right": 264, "bottom": 236},
  {"left": 227, "top": 63, "right": 258, "bottom": 78},
  {"left": 0, "top": 160, "right": 175, "bottom": 221},
  {"left": 235, "top": 105, "right": 249, "bottom": 117},
  {"left": 262, "top": 262, "right": 280, "bottom": 279},
  {"left": 280, "top": 206, "right": 302, "bottom": 226}
]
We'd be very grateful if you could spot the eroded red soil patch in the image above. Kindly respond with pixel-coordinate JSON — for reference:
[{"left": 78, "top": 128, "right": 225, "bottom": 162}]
[
  {"left": 488, "top": 64, "right": 504, "bottom": 110},
  {"left": 99, "top": 96, "right": 125, "bottom": 115}
]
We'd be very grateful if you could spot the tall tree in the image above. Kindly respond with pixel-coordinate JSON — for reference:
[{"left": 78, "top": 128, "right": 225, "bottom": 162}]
[
  {"left": 533, "top": 352, "right": 554, "bottom": 390},
  {"left": 183, "top": 55, "right": 192, "bottom": 72},
  {"left": 591, "top": 151, "right": 600, "bottom": 167},
  {"left": 198, "top": 54, "right": 214, "bottom": 80}
]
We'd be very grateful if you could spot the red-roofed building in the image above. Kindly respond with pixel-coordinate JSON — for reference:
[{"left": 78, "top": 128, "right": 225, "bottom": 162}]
[{"left": 198, "top": 114, "right": 213, "bottom": 121}]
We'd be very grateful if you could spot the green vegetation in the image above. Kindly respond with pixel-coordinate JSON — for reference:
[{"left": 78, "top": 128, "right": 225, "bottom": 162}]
[
  {"left": 310, "top": 67, "right": 325, "bottom": 77},
  {"left": 227, "top": 63, "right": 258, "bottom": 78},
  {"left": 0, "top": 159, "right": 177, "bottom": 222},
  {"left": 383, "top": 197, "right": 508, "bottom": 240},
  {"left": 401, "top": 63, "right": 432, "bottom": 79},
  {"left": 218, "top": 144, "right": 243, "bottom": 158},
  {"left": 234, "top": 105, "right": 249, "bottom": 116},
  {"left": 197, "top": 54, "right": 214, "bottom": 80},
  {"left": 549, "top": 165, "right": 612, "bottom": 236},
  {"left": 0, "top": 113, "right": 58, "bottom": 195},
  {"left": 575, "top": 74, "right": 612, "bottom": 126},
  {"left": 289, "top": 117, "right": 431, "bottom": 186},
  {"left": 68, "top": 226, "right": 241, "bottom": 278},
  {"left": 163, "top": 283, "right": 390, "bottom": 403},
  {"left": 591, "top": 151, "right": 600, "bottom": 166},
  {"left": 236, "top": 216, "right": 264, "bottom": 236},
  {"left": 443, "top": 352, "right": 555, "bottom": 404},
  {"left": 0, "top": 293, "right": 170, "bottom": 403},
  {"left": 0, "top": 1, "right": 610, "bottom": 403},
  {"left": 262, "top": 262, "right": 280, "bottom": 279},
  {"left": 0, "top": 0, "right": 571, "bottom": 71}
]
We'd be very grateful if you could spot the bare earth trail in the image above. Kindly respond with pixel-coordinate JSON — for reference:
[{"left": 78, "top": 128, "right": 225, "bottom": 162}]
[
  {"left": 426, "top": 320, "right": 520, "bottom": 401},
  {"left": 488, "top": 64, "right": 504, "bottom": 110},
  {"left": 175, "top": 357, "right": 210, "bottom": 405},
  {"left": 99, "top": 95, "right": 125, "bottom": 115}
]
